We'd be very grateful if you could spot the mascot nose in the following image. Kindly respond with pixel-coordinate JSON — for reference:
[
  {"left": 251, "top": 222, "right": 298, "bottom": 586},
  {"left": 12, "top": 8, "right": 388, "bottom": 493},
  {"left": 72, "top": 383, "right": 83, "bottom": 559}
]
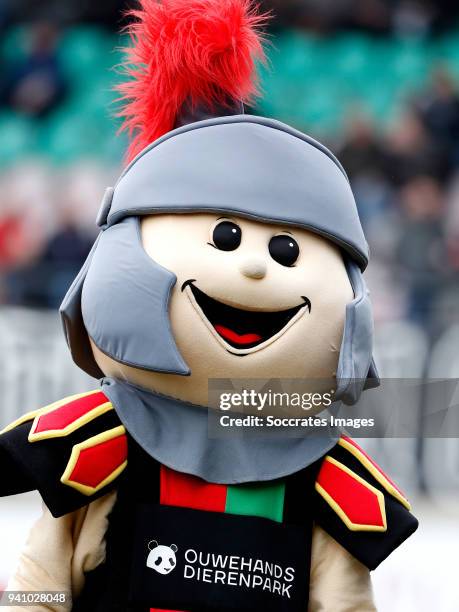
[{"left": 239, "top": 258, "right": 267, "bottom": 279}]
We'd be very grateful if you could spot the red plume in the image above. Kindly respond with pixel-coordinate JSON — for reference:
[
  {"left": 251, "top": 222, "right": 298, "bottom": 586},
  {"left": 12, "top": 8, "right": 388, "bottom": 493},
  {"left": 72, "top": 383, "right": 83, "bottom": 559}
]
[{"left": 117, "top": 0, "right": 268, "bottom": 163}]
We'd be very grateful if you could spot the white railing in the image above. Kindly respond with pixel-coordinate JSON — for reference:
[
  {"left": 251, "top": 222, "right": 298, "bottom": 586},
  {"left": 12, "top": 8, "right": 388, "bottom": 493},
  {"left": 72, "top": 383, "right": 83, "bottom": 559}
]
[{"left": 0, "top": 307, "right": 95, "bottom": 428}]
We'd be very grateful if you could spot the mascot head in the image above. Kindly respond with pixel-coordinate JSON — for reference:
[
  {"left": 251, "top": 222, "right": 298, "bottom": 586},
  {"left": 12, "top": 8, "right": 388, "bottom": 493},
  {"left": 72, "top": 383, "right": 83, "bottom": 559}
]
[{"left": 60, "top": 0, "right": 378, "bottom": 407}]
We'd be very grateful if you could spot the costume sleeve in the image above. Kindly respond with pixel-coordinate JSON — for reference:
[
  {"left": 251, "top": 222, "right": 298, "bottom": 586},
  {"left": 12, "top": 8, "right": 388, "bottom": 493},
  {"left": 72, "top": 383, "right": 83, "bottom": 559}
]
[
  {"left": 0, "top": 428, "right": 35, "bottom": 496},
  {"left": 5, "top": 492, "right": 116, "bottom": 612},
  {"left": 313, "top": 437, "right": 418, "bottom": 570},
  {"left": 309, "top": 525, "right": 376, "bottom": 612}
]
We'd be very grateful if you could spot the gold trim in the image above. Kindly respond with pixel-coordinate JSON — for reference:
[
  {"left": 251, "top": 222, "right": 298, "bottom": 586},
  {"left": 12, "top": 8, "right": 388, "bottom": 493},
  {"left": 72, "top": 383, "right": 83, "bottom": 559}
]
[
  {"left": 28, "top": 390, "right": 112, "bottom": 442},
  {"left": 60, "top": 425, "right": 127, "bottom": 496},
  {"left": 315, "top": 456, "right": 387, "bottom": 532},
  {"left": 338, "top": 437, "right": 411, "bottom": 511}
]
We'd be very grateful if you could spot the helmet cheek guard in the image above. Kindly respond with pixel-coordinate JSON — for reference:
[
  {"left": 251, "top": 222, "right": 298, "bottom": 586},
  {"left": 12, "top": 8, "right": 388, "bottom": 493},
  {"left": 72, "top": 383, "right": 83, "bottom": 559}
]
[
  {"left": 60, "top": 217, "right": 189, "bottom": 378},
  {"left": 60, "top": 237, "right": 103, "bottom": 379},
  {"left": 335, "top": 261, "right": 380, "bottom": 405}
]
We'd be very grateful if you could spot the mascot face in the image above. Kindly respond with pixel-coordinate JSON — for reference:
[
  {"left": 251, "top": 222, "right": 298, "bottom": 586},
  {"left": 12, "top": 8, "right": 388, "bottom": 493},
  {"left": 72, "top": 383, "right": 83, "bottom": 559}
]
[{"left": 91, "top": 213, "right": 353, "bottom": 406}]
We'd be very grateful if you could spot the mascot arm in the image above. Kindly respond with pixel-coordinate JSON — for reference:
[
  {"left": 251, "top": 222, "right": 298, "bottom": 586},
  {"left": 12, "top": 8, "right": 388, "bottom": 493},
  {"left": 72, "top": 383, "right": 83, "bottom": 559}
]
[
  {"left": 5, "top": 492, "right": 116, "bottom": 612},
  {"left": 0, "top": 436, "right": 34, "bottom": 496},
  {"left": 309, "top": 524, "right": 376, "bottom": 612}
]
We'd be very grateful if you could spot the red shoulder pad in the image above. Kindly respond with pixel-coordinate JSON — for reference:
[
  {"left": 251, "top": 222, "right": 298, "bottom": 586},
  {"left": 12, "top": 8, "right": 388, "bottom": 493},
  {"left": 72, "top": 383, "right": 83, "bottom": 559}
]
[
  {"left": 315, "top": 436, "right": 411, "bottom": 533},
  {"left": 316, "top": 455, "right": 387, "bottom": 532},
  {"left": 28, "top": 390, "right": 113, "bottom": 442},
  {"left": 338, "top": 436, "right": 411, "bottom": 510},
  {"left": 61, "top": 425, "right": 127, "bottom": 496}
]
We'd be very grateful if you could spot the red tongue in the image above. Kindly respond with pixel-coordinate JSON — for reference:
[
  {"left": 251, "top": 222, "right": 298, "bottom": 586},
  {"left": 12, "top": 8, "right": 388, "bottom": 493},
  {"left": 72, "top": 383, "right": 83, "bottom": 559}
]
[{"left": 214, "top": 325, "right": 262, "bottom": 346}]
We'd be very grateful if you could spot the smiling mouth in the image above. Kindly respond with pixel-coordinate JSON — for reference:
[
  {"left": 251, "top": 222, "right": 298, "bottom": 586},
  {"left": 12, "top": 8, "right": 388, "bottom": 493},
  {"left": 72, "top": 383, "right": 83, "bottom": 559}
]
[{"left": 182, "top": 280, "right": 311, "bottom": 351}]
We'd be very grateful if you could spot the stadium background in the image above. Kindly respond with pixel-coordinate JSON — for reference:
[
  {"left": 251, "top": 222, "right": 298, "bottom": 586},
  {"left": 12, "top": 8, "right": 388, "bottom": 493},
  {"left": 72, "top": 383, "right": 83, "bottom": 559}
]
[{"left": 0, "top": 0, "right": 459, "bottom": 609}]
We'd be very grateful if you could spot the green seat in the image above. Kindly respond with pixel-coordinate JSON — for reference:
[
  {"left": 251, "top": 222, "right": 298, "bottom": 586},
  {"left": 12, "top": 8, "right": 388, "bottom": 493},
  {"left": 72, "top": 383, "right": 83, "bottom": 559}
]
[
  {"left": 57, "top": 27, "right": 114, "bottom": 85},
  {"left": 0, "top": 112, "right": 36, "bottom": 166},
  {"left": 36, "top": 109, "right": 104, "bottom": 163},
  {"left": 432, "top": 30, "right": 459, "bottom": 71},
  {"left": 0, "top": 26, "right": 28, "bottom": 64}
]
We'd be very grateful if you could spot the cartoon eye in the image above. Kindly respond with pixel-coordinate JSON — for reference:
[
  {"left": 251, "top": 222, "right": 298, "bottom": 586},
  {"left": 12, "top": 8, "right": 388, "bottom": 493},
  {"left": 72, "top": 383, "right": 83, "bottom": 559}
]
[
  {"left": 212, "top": 221, "right": 242, "bottom": 251},
  {"left": 154, "top": 556, "right": 163, "bottom": 566},
  {"left": 169, "top": 557, "right": 175, "bottom": 566},
  {"left": 268, "top": 235, "right": 299, "bottom": 267}
]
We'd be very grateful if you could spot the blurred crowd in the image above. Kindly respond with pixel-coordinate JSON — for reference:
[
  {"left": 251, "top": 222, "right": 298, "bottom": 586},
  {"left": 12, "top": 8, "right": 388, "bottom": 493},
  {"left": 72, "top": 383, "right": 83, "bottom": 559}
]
[
  {"left": 0, "top": 161, "right": 114, "bottom": 308},
  {"left": 0, "top": 22, "right": 66, "bottom": 119},
  {"left": 0, "top": 1, "right": 125, "bottom": 31},
  {"left": 0, "top": 1, "right": 458, "bottom": 346},
  {"left": 262, "top": 0, "right": 459, "bottom": 36},
  {"left": 337, "top": 66, "right": 459, "bottom": 340},
  {"left": 1, "top": 1, "right": 458, "bottom": 35}
]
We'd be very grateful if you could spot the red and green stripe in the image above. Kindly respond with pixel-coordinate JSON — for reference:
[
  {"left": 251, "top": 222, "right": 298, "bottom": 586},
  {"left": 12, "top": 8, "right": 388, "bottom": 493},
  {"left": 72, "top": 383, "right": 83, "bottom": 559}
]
[{"left": 159, "top": 465, "right": 286, "bottom": 522}]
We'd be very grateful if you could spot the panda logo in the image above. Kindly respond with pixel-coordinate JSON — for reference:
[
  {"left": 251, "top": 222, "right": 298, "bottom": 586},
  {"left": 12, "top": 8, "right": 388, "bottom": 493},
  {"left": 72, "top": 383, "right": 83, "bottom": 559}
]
[{"left": 146, "top": 540, "right": 178, "bottom": 575}]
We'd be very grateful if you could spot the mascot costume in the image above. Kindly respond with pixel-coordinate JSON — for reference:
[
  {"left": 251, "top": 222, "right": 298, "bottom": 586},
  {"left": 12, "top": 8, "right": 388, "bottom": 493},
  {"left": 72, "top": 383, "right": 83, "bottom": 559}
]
[{"left": 0, "top": 1, "right": 418, "bottom": 610}]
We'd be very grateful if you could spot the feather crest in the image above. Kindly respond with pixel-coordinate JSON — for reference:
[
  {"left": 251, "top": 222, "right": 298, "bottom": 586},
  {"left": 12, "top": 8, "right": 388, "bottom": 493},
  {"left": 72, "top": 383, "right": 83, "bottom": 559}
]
[{"left": 117, "top": 0, "right": 268, "bottom": 162}]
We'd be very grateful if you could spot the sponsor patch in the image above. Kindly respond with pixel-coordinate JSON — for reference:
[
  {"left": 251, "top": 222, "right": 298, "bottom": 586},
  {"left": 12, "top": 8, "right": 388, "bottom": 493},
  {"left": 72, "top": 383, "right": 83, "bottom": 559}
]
[{"left": 130, "top": 504, "right": 311, "bottom": 611}]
